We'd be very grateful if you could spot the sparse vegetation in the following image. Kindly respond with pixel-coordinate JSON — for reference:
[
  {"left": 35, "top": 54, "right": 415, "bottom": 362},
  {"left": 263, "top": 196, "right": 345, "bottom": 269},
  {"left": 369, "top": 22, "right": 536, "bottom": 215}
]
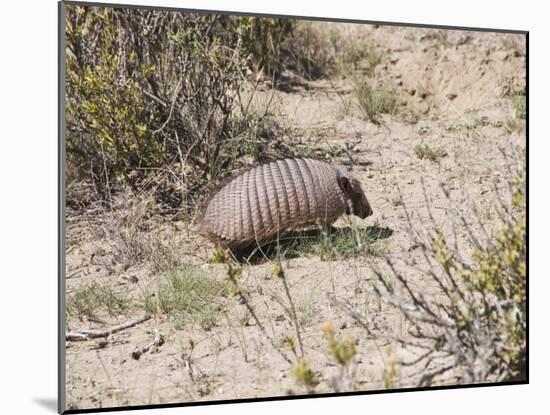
[
  {"left": 499, "top": 78, "right": 526, "bottom": 128},
  {"left": 353, "top": 81, "right": 399, "bottom": 124},
  {"left": 296, "top": 290, "right": 319, "bottom": 326},
  {"left": 141, "top": 267, "right": 228, "bottom": 330},
  {"left": 296, "top": 226, "right": 388, "bottom": 260},
  {"left": 371, "top": 159, "right": 526, "bottom": 385},
  {"left": 505, "top": 117, "right": 524, "bottom": 134},
  {"left": 383, "top": 352, "right": 399, "bottom": 389},
  {"left": 435, "top": 30, "right": 450, "bottom": 48},
  {"left": 513, "top": 95, "right": 526, "bottom": 120},
  {"left": 291, "top": 358, "right": 319, "bottom": 391},
  {"left": 323, "top": 322, "right": 356, "bottom": 368},
  {"left": 284, "top": 22, "right": 381, "bottom": 80},
  {"left": 322, "top": 321, "right": 358, "bottom": 392},
  {"left": 67, "top": 282, "right": 129, "bottom": 320},
  {"left": 414, "top": 143, "right": 448, "bottom": 162}
]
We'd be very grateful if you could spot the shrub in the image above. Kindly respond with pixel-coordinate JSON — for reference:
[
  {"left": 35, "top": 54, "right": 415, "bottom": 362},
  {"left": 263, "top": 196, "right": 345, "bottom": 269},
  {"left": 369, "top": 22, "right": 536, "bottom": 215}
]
[
  {"left": 283, "top": 22, "right": 382, "bottom": 80},
  {"left": 238, "top": 16, "right": 293, "bottom": 78},
  {"left": 283, "top": 22, "right": 338, "bottom": 80},
  {"left": 371, "top": 159, "right": 526, "bottom": 385},
  {"left": 291, "top": 358, "right": 319, "bottom": 391},
  {"left": 65, "top": 6, "right": 292, "bottom": 210}
]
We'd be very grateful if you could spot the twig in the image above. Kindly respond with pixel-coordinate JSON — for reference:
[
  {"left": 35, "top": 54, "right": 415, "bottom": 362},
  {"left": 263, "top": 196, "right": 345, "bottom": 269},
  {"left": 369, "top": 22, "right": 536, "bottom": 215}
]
[
  {"left": 153, "top": 78, "right": 182, "bottom": 134},
  {"left": 225, "top": 262, "right": 292, "bottom": 364},
  {"left": 143, "top": 89, "right": 168, "bottom": 107},
  {"left": 276, "top": 261, "right": 305, "bottom": 358},
  {"left": 66, "top": 314, "right": 151, "bottom": 341}
]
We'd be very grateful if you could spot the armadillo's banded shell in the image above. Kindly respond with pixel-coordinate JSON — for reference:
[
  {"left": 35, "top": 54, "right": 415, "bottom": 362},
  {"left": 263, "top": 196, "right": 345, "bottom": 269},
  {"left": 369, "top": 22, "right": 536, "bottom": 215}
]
[{"left": 196, "top": 158, "right": 348, "bottom": 247}]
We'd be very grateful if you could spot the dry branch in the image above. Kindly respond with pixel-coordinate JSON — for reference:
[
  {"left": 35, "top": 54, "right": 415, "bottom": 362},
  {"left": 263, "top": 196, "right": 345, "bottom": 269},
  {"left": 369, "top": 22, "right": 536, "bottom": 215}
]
[{"left": 66, "top": 314, "right": 151, "bottom": 341}]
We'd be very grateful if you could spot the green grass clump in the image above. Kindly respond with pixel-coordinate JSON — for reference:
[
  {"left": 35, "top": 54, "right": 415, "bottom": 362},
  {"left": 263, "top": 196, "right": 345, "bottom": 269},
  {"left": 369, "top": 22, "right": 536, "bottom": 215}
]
[
  {"left": 296, "top": 227, "right": 387, "bottom": 261},
  {"left": 513, "top": 95, "right": 526, "bottom": 120},
  {"left": 67, "top": 282, "right": 129, "bottom": 319},
  {"left": 322, "top": 321, "right": 356, "bottom": 367},
  {"left": 505, "top": 117, "right": 524, "bottom": 134},
  {"left": 353, "top": 82, "right": 399, "bottom": 124},
  {"left": 142, "top": 267, "right": 227, "bottom": 330},
  {"left": 414, "top": 144, "right": 448, "bottom": 163},
  {"left": 335, "top": 42, "right": 382, "bottom": 77},
  {"left": 435, "top": 30, "right": 450, "bottom": 48},
  {"left": 291, "top": 358, "right": 319, "bottom": 390}
]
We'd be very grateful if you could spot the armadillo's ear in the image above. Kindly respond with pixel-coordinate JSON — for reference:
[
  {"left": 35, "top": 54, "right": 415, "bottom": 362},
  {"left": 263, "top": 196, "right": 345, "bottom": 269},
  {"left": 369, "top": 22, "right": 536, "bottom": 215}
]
[{"left": 338, "top": 176, "right": 350, "bottom": 192}]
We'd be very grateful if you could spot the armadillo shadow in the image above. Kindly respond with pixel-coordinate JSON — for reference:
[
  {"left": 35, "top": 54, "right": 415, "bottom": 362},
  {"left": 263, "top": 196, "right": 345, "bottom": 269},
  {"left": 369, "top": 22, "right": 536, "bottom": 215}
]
[{"left": 231, "top": 225, "right": 393, "bottom": 264}]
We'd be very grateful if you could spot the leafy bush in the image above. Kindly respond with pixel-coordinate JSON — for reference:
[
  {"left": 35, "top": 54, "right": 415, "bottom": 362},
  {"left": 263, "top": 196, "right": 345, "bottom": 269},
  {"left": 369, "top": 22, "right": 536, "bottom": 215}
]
[
  {"left": 65, "top": 6, "right": 293, "bottom": 210},
  {"left": 238, "top": 16, "right": 293, "bottom": 78}
]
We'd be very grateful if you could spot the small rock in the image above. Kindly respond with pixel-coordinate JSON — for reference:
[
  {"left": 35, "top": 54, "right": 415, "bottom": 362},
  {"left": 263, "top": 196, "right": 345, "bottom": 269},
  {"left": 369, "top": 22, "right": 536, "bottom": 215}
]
[
  {"left": 494, "top": 51, "right": 509, "bottom": 61},
  {"left": 457, "top": 35, "right": 472, "bottom": 46},
  {"left": 446, "top": 93, "right": 458, "bottom": 100}
]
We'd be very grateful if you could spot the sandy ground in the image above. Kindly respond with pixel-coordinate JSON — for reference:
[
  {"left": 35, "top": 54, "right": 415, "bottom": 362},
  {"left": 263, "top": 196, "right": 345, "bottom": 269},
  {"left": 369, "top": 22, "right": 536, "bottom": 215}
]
[{"left": 64, "top": 25, "right": 525, "bottom": 410}]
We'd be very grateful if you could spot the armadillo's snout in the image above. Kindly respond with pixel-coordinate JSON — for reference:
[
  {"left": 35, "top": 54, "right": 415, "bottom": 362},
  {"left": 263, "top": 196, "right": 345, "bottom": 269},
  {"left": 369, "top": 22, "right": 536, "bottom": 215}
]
[
  {"left": 356, "top": 197, "right": 373, "bottom": 219},
  {"left": 348, "top": 178, "right": 373, "bottom": 219}
]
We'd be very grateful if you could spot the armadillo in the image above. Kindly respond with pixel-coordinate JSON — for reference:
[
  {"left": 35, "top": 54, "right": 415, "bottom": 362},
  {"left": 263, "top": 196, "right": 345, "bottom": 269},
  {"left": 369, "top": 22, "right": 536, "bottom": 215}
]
[{"left": 194, "top": 158, "right": 372, "bottom": 250}]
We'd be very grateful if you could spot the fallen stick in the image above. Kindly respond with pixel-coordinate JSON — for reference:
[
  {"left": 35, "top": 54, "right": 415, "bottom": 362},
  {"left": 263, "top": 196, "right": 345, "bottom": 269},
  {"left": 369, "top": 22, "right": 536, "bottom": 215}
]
[{"left": 66, "top": 315, "right": 151, "bottom": 341}]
